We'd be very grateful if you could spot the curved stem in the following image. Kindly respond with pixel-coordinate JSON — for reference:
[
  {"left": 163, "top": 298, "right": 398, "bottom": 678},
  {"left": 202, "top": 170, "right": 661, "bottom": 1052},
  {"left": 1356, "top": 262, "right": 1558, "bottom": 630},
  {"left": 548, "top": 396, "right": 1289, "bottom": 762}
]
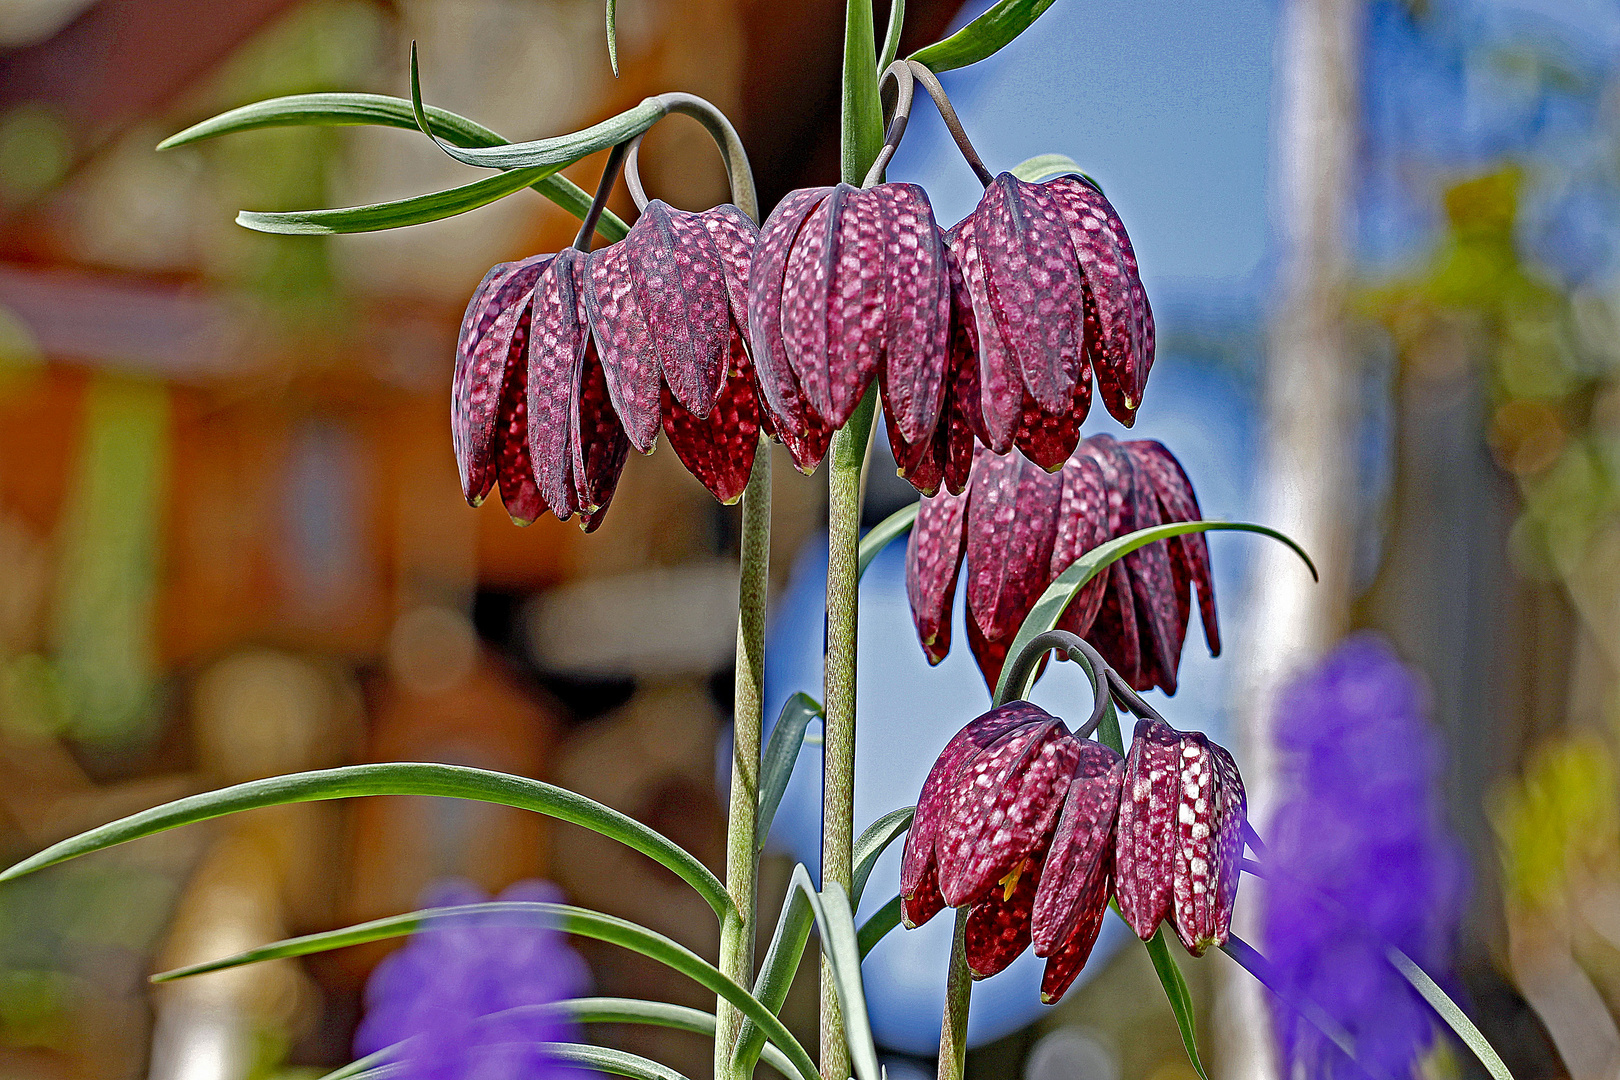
[
  {"left": 573, "top": 140, "right": 630, "bottom": 250},
  {"left": 864, "top": 60, "right": 916, "bottom": 187},
  {"left": 623, "top": 132, "right": 650, "bottom": 211},
  {"left": 1106, "top": 668, "right": 1164, "bottom": 723},
  {"left": 715, "top": 437, "right": 773, "bottom": 1080},
  {"left": 906, "top": 61, "right": 994, "bottom": 187},
  {"left": 938, "top": 907, "right": 972, "bottom": 1080},
  {"left": 648, "top": 92, "right": 759, "bottom": 222},
  {"left": 994, "top": 630, "right": 1110, "bottom": 735}
]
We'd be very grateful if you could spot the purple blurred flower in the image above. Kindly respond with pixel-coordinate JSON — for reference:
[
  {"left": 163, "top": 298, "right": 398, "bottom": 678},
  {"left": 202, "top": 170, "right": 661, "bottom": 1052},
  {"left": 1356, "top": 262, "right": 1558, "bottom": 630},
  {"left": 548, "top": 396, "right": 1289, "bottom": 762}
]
[
  {"left": 355, "top": 879, "right": 594, "bottom": 1080},
  {"left": 1264, "top": 636, "right": 1470, "bottom": 1080}
]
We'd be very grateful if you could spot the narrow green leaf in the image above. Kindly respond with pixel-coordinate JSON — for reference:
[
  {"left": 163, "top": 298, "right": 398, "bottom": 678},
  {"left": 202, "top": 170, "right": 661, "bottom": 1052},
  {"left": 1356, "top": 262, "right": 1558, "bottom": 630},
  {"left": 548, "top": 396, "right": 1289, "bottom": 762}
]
[
  {"left": 157, "top": 92, "right": 627, "bottom": 241},
  {"left": 238, "top": 164, "right": 558, "bottom": 235},
  {"left": 325, "top": 998, "right": 799, "bottom": 1080},
  {"left": 151, "top": 900, "right": 819, "bottom": 1080},
  {"left": 1143, "top": 928, "right": 1210, "bottom": 1080},
  {"left": 731, "top": 807, "right": 913, "bottom": 1077},
  {"left": 313, "top": 1047, "right": 394, "bottom": 1080},
  {"left": 850, "top": 805, "right": 913, "bottom": 907},
  {"left": 995, "top": 521, "right": 1317, "bottom": 704},
  {"left": 842, "top": 0, "right": 885, "bottom": 184},
  {"left": 907, "top": 0, "right": 1059, "bottom": 73},
  {"left": 0, "top": 763, "right": 729, "bottom": 920},
  {"left": 758, "top": 693, "right": 824, "bottom": 853},
  {"left": 1010, "top": 153, "right": 1081, "bottom": 182},
  {"left": 857, "top": 501, "right": 918, "bottom": 581},
  {"left": 857, "top": 894, "right": 903, "bottom": 958},
  {"left": 411, "top": 46, "right": 663, "bottom": 171},
  {"left": 789, "top": 867, "right": 881, "bottom": 1080},
  {"left": 1387, "top": 945, "right": 1516, "bottom": 1080},
  {"left": 606, "top": 0, "right": 620, "bottom": 76},
  {"left": 878, "top": 0, "right": 906, "bottom": 70},
  {"left": 1219, "top": 936, "right": 1364, "bottom": 1066},
  {"left": 544, "top": 1042, "right": 691, "bottom": 1080}
]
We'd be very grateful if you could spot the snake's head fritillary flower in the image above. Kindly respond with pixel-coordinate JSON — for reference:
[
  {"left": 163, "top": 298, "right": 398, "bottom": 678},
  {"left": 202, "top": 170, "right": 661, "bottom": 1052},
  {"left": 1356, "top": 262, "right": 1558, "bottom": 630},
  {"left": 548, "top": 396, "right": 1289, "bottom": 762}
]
[
  {"left": 748, "top": 182, "right": 951, "bottom": 473},
  {"left": 948, "top": 173, "right": 1154, "bottom": 466},
  {"left": 584, "top": 201, "right": 766, "bottom": 503},
  {"left": 905, "top": 436, "right": 1218, "bottom": 693},
  {"left": 899, "top": 702, "right": 1082, "bottom": 981},
  {"left": 1113, "top": 718, "right": 1245, "bottom": 955},
  {"left": 1030, "top": 739, "right": 1125, "bottom": 1003},
  {"left": 451, "top": 249, "right": 629, "bottom": 531}
]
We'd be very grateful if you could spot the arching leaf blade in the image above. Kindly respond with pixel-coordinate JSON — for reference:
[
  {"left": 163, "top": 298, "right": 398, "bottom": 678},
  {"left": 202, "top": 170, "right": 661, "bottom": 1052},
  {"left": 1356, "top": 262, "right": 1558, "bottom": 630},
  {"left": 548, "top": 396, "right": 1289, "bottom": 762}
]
[
  {"left": 758, "top": 693, "right": 824, "bottom": 853},
  {"left": 151, "top": 900, "right": 820, "bottom": 1080},
  {"left": 857, "top": 894, "right": 903, "bottom": 958},
  {"left": 157, "top": 92, "right": 627, "bottom": 241},
  {"left": 544, "top": 1043, "right": 692, "bottom": 1080},
  {"left": 789, "top": 867, "right": 881, "bottom": 1080},
  {"left": 878, "top": 0, "right": 906, "bottom": 70},
  {"left": 0, "top": 763, "right": 729, "bottom": 920},
  {"left": 851, "top": 805, "right": 913, "bottom": 907},
  {"left": 606, "top": 0, "right": 620, "bottom": 76},
  {"left": 857, "top": 501, "right": 917, "bottom": 581},
  {"left": 907, "top": 0, "right": 1059, "bottom": 73},
  {"left": 1143, "top": 927, "right": 1211, "bottom": 1080},
  {"left": 1387, "top": 944, "right": 1516, "bottom": 1080},
  {"left": 1220, "top": 936, "right": 1364, "bottom": 1066},
  {"left": 238, "top": 165, "right": 557, "bottom": 234},
  {"left": 995, "top": 521, "right": 1317, "bottom": 704}
]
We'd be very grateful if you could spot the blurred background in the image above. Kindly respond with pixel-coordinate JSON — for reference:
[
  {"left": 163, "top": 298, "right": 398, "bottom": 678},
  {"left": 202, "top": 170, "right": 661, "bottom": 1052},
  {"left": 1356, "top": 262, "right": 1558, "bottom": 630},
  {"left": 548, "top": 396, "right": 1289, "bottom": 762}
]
[{"left": 0, "top": 0, "right": 1617, "bottom": 1078}]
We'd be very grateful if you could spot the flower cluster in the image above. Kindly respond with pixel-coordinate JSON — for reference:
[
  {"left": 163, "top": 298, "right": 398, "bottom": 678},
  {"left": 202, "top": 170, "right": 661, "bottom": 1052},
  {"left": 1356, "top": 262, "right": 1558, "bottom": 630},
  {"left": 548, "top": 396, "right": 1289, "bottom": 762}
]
[
  {"left": 1263, "top": 636, "right": 1469, "bottom": 1080},
  {"left": 454, "top": 168, "right": 1156, "bottom": 528},
  {"left": 354, "top": 879, "right": 594, "bottom": 1080},
  {"left": 899, "top": 701, "right": 1245, "bottom": 1004},
  {"left": 906, "top": 435, "right": 1218, "bottom": 693}
]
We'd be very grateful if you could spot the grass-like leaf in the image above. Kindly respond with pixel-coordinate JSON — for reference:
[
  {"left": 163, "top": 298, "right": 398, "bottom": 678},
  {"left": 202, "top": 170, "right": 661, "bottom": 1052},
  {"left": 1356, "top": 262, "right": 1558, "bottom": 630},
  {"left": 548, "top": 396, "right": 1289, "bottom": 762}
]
[
  {"left": 758, "top": 693, "right": 824, "bottom": 853},
  {"left": 788, "top": 866, "right": 881, "bottom": 1080},
  {"left": 606, "top": 0, "right": 620, "bottom": 76},
  {"left": 1143, "top": 927, "right": 1211, "bottom": 1080},
  {"left": 878, "top": 0, "right": 906, "bottom": 70},
  {"left": 907, "top": 0, "right": 1059, "bottom": 73},
  {"left": 0, "top": 763, "right": 729, "bottom": 920},
  {"left": 157, "top": 92, "right": 628, "bottom": 241},
  {"left": 543, "top": 1043, "right": 692, "bottom": 1080},
  {"left": 1387, "top": 944, "right": 1516, "bottom": 1080},
  {"left": 1008, "top": 152, "right": 1103, "bottom": 193},
  {"left": 732, "top": 807, "right": 912, "bottom": 1075},
  {"left": 995, "top": 521, "right": 1317, "bottom": 705},
  {"left": 842, "top": 0, "right": 885, "bottom": 184},
  {"left": 152, "top": 900, "right": 819, "bottom": 1080},
  {"left": 317, "top": 998, "right": 799, "bottom": 1080},
  {"left": 238, "top": 164, "right": 559, "bottom": 234},
  {"left": 857, "top": 501, "right": 918, "bottom": 581},
  {"left": 857, "top": 894, "right": 903, "bottom": 958},
  {"left": 410, "top": 45, "right": 662, "bottom": 171}
]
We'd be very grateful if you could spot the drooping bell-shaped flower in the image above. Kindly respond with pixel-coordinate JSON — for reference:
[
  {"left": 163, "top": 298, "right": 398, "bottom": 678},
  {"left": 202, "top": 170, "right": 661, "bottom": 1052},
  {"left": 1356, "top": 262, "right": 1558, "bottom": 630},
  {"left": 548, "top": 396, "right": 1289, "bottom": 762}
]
[
  {"left": 906, "top": 435, "right": 1218, "bottom": 693},
  {"left": 1113, "top": 717, "right": 1245, "bottom": 955},
  {"left": 899, "top": 703, "right": 1080, "bottom": 979},
  {"left": 948, "top": 173, "right": 1154, "bottom": 466},
  {"left": 900, "top": 702, "right": 1129, "bottom": 1002},
  {"left": 748, "top": 182, "right": 952, "bottom": 473},
  {"left": 1030, "top": 740, "right": 1125, "bottom": 1002},
  {"left": 583, "top": 200, "right": 767, "bottom": 503},
  {"left": 452, "top": 249, "right": 629, "bottom": 531}
]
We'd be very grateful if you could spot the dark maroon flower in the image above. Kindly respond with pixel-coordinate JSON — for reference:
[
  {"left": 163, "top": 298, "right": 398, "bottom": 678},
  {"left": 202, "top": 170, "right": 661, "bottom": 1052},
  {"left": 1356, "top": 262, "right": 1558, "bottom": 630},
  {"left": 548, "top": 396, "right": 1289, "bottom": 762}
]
[
  {"left": 748, "top": 182, "right": 951, "bottom": 474},
  {"left": 452, "top": 249, "right": 628, "bottom": 531},
  {"left": 1113, "top": 717, "right": 1245, "bottom": 955},
  {"left": 948, "top": 173, "right": 1154, "bottom": 465},
  {"left": 584, "top": 201, "right": 766, "bottom": 504},
  {"left": 899, "top": 703, "right": 1124, "bottom": 1002},
  {"left": 905, "top": 435, "right": 1218, "bottom": 694}
]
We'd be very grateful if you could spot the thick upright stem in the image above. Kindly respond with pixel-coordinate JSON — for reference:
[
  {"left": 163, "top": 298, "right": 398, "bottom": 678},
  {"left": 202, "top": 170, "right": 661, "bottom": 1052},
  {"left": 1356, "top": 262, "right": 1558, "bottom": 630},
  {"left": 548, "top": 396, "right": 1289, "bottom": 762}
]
[
  {"left": 938, "top": 907, "right": 972, "bottom": 1080},
  {"left": 824, "top": 3, "right": 884, "bottom": 1076},
  {"left": 716, "top": 437, "right": 772, "bottom": 1080},
  {"left": 820, "top": 387, "right": 876, "bottom": 1080}
]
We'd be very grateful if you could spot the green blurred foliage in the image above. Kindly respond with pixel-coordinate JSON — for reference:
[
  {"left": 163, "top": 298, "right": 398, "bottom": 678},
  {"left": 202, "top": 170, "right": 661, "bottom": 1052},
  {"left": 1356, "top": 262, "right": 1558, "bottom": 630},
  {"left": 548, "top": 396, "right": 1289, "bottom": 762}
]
[{"left": 1492, "top": 738, "right": 1618, "bottom": 913}]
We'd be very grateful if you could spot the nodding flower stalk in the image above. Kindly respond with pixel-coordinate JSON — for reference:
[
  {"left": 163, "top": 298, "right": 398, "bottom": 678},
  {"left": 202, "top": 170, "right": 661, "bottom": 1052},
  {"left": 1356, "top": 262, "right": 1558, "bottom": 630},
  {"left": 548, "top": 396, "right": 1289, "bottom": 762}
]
[{"left": 612, "top": 98, "right": 771, "bottom": 1080}]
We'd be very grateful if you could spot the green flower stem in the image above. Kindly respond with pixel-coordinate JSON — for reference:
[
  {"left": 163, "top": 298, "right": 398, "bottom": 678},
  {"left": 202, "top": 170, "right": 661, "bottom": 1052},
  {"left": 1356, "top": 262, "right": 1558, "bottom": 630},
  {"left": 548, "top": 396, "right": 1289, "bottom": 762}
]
[
  {"left": 821, "top": 386, "right": 877, "bottom": 1080},
  {"left": 717, "top": 437, "right": 772, "bottom": 1080},
  {"left": 824, "top": 3, "right": 885, "bottom": 1076},
  {"left": 938, "top": 907, "right": 972, "bottom": 1080}
]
